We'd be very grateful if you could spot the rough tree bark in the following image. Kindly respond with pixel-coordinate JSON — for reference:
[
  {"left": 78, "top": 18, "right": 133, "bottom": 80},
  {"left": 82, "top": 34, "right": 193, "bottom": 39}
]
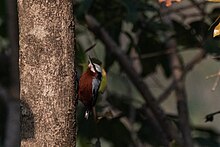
[{"left": 18, "top": 0, "right": 76, "bottom": 146}]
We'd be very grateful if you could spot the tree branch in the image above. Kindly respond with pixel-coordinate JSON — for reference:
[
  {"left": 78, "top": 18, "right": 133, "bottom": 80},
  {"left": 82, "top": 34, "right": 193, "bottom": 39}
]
[
  {"left": 167, "top": 39, "right": 193, "bottom": 147},
  {"left": 85, "top": 14, "right": 182, "bottom": 146},
  {"left": 157, "top": 49, "right": 206, "bottom": 103}
]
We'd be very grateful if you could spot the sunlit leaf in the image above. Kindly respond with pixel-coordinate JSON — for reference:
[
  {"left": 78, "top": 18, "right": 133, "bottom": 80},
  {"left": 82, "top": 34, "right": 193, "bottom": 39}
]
[{"left": 213, "top": 23, "right": 220, "bottom": 37}]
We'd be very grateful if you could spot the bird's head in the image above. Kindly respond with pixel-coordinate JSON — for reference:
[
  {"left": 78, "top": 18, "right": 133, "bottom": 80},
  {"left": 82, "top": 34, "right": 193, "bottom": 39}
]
[
  {"left": 88, "top": 56, "right": 102, "bottom": 74},
  {"left": 88, "top": 56, "right": 107, "bottom": 93}
]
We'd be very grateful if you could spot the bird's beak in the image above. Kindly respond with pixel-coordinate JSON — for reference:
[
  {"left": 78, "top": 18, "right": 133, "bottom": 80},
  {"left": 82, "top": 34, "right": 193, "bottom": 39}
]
[{"left": 88, "top": 56, "right": 92, "bottom": 64}]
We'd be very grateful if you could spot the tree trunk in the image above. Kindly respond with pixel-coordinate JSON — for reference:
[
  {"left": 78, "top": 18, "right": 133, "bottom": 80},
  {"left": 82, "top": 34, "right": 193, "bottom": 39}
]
[{"left": 17, "top": 0, "right": 76, "bottom": 146}]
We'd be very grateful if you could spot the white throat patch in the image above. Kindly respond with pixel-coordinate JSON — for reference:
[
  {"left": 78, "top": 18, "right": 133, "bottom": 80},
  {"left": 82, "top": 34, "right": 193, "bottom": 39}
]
[{"left": 89, "top": 63, "right": 102, "bottom": 73}]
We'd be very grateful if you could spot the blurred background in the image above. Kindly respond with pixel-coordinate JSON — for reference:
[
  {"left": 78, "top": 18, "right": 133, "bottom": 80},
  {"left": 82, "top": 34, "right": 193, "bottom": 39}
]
[{"left": 2, "top": 0, "right": 220, "bottom": 146}]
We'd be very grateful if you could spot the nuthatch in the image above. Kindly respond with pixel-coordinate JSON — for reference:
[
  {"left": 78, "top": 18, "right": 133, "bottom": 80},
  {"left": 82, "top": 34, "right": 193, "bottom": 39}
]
[{"left": 78, "top": 57, "right": 102, "bottom": 119}]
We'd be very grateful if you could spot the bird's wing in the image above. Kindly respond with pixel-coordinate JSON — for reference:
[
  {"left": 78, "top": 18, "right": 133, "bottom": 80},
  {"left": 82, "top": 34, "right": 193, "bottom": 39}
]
[{"left": 92, "top": 78, "right": 101, "bottom": 106}]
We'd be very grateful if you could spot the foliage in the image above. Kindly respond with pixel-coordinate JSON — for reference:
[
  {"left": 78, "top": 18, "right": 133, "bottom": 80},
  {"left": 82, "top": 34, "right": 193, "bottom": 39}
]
[{"left": 75, "top": 0, "right": 220, "bottom": 147}]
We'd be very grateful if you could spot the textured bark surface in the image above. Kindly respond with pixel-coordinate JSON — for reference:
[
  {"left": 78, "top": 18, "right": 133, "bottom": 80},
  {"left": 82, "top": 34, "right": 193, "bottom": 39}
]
[{"left": 18, "top": 0, "right": 76, "bottom": 146}]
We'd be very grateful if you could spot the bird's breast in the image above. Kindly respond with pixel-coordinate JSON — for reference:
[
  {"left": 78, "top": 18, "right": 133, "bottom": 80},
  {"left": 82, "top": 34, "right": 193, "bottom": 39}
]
[{"left": 78, "top": 72, "right": 93, "bottom": 107}]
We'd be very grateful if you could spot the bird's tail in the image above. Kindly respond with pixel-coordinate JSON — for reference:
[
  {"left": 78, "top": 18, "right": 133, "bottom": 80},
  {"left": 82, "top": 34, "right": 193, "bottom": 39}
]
[{"left": 84, "top": 110, "right": 90, "bottom": 119}]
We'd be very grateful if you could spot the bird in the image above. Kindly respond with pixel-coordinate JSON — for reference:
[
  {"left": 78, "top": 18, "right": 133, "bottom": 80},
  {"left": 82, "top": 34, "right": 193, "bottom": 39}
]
[{"left": 78, "top": 57, "right": 102, "bottom": 119}]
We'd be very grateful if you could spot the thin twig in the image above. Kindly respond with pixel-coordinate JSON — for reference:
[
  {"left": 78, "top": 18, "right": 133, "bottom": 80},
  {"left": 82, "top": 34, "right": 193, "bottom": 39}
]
[
  {"left": 212, "top": 75, "right": 220, "bottom": 91},
  {"left": 205, "top": 110, "right": 220, "bottom": 122},
  {"left": 85, "top": 43, "right": 96, "bottom": 53},
  {"left": 206, "top": 69, "right": 220, "bottom": 91}
]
